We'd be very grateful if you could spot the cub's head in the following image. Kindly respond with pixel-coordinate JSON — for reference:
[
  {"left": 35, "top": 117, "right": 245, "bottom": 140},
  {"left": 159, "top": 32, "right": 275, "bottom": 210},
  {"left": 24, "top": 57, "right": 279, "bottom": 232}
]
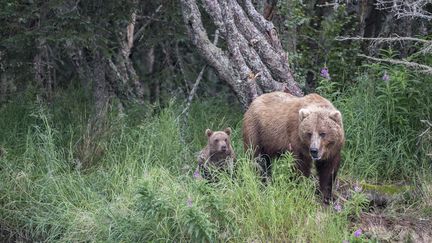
[
  {"left": 206, "top": 128, "right": 232, "bottom": 154},
  {"left": 298, "top": 107, "right": 345, "bottom": 160}
]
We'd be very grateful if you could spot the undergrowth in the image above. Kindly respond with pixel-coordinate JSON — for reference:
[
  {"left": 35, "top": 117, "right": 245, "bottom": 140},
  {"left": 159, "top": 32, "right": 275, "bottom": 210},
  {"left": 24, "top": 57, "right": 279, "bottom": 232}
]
[{"left": 0, "top": 70, "right": 431, "bottom": 241}]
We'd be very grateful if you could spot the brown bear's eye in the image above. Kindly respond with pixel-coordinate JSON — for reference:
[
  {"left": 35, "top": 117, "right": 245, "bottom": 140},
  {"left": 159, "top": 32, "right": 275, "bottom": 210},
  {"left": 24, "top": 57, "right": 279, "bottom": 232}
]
[
  {"left": 319, "top": 132, "right": 326, "bottom": 138},
  {"left": 307, "top": 132, "right": 312, "bottom": 137},
  {"left": 215, "top": 139, "right": 219, "bottom": 143},
  {"left": 225, "top": 138, "right": 227, "bottom": 142}
]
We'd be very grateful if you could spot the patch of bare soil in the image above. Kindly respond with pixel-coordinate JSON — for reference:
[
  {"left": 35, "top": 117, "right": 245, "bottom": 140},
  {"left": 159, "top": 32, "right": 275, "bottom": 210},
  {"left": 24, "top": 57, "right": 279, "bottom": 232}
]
[
  {"left": 360, "top": 212, "right": 431, "bottom": 242},
  {"left": 336, "top": 179, "right": 432, "bottom": 242}
]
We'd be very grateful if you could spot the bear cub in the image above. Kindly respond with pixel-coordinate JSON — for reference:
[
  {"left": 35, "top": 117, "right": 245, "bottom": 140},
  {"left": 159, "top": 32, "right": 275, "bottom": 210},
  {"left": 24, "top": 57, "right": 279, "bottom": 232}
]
[{"left": 196, "top": 128, "right": 236, "bottom": 180}]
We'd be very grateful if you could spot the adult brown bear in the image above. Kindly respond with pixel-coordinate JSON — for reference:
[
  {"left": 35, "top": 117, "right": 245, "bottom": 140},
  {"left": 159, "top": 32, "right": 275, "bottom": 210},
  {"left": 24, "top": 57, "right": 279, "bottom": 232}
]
[{"left": 243, "top": 92, "right": 345, "bottom": 204}]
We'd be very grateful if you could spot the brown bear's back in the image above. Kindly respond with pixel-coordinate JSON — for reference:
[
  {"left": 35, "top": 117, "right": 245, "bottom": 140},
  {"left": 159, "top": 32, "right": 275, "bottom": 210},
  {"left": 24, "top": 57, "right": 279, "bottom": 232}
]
[{"left": 242, "top": 92, "right": 336, "bottom": 157}]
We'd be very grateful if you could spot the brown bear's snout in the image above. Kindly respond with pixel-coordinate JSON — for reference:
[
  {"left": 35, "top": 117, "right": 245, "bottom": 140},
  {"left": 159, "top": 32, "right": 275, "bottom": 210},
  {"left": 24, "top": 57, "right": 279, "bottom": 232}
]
[{"left": 220, "top": 144, "right": 227, "bottom": 152}]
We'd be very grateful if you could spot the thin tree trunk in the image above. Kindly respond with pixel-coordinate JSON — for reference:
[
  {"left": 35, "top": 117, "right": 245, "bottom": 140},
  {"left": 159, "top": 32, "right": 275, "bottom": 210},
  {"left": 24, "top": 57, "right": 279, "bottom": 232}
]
[
  {"left": 64, "top": 42, "right": 92, "bottom": 95},
  {"left": 34, "top": 39, "right": 54, "bottom": 100},
  {"left": 92, "top": 50, "right": 109, "bottom": 123}
]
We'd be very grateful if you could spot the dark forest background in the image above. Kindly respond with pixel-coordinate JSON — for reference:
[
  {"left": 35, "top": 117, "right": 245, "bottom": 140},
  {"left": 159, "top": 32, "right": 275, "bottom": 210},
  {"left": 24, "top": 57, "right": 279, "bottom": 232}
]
[{"left": 1, "top": 0, "right": 430, "bottom": 110}]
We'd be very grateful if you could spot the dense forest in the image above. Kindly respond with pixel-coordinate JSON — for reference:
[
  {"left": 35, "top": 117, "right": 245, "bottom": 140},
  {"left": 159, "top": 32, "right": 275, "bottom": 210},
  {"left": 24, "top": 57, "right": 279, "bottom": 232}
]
[{"left": 1, "top": 0, "right": 431, "bottom": 241}]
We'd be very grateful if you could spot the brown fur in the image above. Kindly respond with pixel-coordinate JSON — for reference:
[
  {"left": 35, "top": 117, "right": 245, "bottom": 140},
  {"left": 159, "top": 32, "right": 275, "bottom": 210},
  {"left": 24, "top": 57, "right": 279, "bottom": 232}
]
[
  {"left": 197, "top": 128, "right": 236, "bottom": 180},
  {"left": 243, "top": 92, "right": 345, "bottom": 204}
]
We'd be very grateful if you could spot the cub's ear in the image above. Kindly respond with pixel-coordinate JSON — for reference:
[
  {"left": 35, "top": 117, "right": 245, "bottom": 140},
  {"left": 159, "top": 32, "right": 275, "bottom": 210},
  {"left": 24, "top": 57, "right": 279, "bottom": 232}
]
[
  {"left": 299, "top": 108, "right": 311, "bottom": 121},
  {"left": 224, "top": 127, "right": 232, "bottom": 136},
  {"left": 205, "top": 129, "right": 213, "bottom": 137},
  {"left": 329, "top": 110, "right": 342, "bottom": 125}
]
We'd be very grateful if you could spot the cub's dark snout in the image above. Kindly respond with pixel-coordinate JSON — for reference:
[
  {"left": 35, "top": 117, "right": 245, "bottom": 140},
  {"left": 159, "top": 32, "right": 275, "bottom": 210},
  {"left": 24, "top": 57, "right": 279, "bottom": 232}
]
[{"left": 221, "top": 144, "right": 227, "bottom": 151}]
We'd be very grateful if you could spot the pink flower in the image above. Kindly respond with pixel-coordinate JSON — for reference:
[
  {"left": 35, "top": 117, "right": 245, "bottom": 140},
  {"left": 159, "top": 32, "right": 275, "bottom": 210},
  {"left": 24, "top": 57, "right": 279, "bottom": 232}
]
[
  {"left": 354, "top": 183, "right": 362, "bottom": 193},
  {"left": 354, "top": 228, "right": 362, "bottom": 237},
  {"left": 334, "top": 203, "right": 342, "bottom": 212},
  {"left": 382, "top": 71, "right": 390, "bottom": 82},
  {"left": 320, "top": 67, "right": 331, "bottom": 79},
  {"left": 193, "top": 169, "right": 201, "bottom": 179}
]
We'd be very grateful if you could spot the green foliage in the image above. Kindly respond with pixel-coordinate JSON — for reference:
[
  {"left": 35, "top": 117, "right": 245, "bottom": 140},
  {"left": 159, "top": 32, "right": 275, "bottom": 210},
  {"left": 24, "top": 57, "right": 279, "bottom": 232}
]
[
  {"left": 278, "top": 0, "right": 361, "bottom": 90},
  {"left": 0, "top": 89, "right": 377, "bottom": 242},
  {"left": 369, "top": 50, "right": 427, "bottom": 133},
  {"left": 1, "top": 72, "right": 431, "bottom": 241},
  {"left": 334, "top": 61, "right": 431, "bottom": 181},
  {"left": 342, "top": 190, "right": 369, "bottom": 219},
  {"left": 316, "top": 74, "right": 343, "bottom": 99}
]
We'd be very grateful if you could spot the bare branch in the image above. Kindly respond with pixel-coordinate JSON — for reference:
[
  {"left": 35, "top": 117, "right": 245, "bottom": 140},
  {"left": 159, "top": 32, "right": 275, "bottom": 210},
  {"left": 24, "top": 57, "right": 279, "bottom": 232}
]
[
  {"left": 134, "top": 5, "right": 163, "bottom": 42},
  {"left": 220, "top": 0, "right": 252, "bottom": 78},
  {"left": 375, "top": 0, "right": 432, "bottom": 20},
  {"left": 181, "top": 30, "right": 220, "bottom": 115},
  {"left": 336, "top": 36, "right": 431, "bottom": 44},
  {"left": 359, "top": 54, "right": 432, "bottom": 74},
  {"left": 234, "top": 0, "right": 301, "bottom": 95},
  {"left": 180, "top": 0, "right": 251, "bottom": 107},
  {"left": 178, "top": 30, "right": 220, "bottom": 130},
  {"left": 180, "top": 0, "right": 303, "bottom": 108},
  {"left": 337, "top": 35, "right": 432, "bottom": 54},
  {"left": 202, "top": 0, "right": 225, "bottom": 33},
  {"left": 242, "top": 0, "right": 275, "bottom": 33}
]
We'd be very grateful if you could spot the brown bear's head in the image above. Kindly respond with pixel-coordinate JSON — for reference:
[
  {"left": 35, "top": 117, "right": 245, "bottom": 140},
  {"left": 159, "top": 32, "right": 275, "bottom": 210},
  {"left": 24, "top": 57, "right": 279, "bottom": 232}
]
[
  {"left": 206, "top": 128, "right": 233, "bottom": 155},
  {"left": 298, "top": 107, "right": 344, "bottom": 161}
]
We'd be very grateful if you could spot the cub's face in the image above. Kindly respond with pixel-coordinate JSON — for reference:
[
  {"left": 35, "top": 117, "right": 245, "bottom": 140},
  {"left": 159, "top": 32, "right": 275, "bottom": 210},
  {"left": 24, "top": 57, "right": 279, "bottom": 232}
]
[
  {"left": 298, "top": 108, "right": 344, "bottom": 160},
  {"left": 206, "top": 128, "right": 232, "bottom": 154}
]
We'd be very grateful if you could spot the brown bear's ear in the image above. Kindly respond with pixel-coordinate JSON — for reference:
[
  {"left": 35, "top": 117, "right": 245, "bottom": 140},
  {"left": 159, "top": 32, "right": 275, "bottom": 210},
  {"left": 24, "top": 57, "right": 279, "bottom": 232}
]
[
  {"left": 299, "top": 108, "right": 311, "bottom": 121},
  {"left": 205, "top": 129, "right": 213, "bottom": 137},
  {"left": 224, "top": 127, "right": 232, "bottom": 136},
  {"left": 329, "top": 110, "right": 342, "bottom": 125}
]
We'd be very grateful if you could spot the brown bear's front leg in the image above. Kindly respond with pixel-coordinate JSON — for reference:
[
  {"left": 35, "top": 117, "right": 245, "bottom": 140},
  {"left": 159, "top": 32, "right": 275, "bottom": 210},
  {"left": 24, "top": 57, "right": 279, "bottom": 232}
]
[
  {"left": 316, "top": 155, "right": 340, "bottom": 204},
  {"left": 296, "top": 153, "right": 312, "bottom": 177}
]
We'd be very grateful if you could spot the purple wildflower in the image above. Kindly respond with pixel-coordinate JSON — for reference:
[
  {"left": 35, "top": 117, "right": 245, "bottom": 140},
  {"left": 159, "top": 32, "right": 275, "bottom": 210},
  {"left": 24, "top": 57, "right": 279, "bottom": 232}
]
[
  {"left": 354, "top": 228, "right": 362, "bottom": 238},
  {"left": 193, "top": 169, "right": 201, "bottom": 179},
  {"left": 354, "top": 183, "right": 362, "bottom": 193},
  {"left": 186, "top": 197, "right": 193, "bottom": 207},
  {"left": 382, "top": 71, "right": 390, "bottom": 82},
  {"left": 334, "top": 203, "right": 342, "bottom": 212},
  {"left": 320, "top": 67, "right": 331, "bottom": 80}
]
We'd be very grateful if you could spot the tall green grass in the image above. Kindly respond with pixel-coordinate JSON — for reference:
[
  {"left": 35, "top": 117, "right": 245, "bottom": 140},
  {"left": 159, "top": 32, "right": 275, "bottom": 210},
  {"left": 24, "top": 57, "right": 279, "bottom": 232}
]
[
  {"left": 333, "top": 68, "right": 431, "bottom": 182},
  {"left": 1, "top": 69, "right": 431, "bottom": 241}
]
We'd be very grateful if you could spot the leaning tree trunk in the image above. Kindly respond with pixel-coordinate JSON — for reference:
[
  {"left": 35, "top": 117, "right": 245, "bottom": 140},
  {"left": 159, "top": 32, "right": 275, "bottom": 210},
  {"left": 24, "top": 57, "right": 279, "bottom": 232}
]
[{"left": 180, "top": 0, "right": 303, "bottom": 109}]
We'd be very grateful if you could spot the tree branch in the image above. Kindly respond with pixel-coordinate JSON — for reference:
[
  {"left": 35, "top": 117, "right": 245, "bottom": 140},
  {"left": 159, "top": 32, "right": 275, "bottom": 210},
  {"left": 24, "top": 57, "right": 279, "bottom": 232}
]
[
  {"left": 134, "top": 5, "right": 163, "bottom": 42},
  {"left": 337, "top": 35, "right": 432, "bottom": 54},
  {"left": 180, "top": 0, "right": 303, "bottom": 108},
  {"left": 336, "top": 36, "right": 431, "bottom": 44},
  {"left": 375, "top": 0, "right": 432, "bottom": 20},
  {"left": 180, "top": 0, "right": 251, "bottom": 108},
  {"left": 359, "top": 54, "right": 432, "bottom": 74},
  {"left": 180, "top": 30, "right": 220, "bottom": 118}
]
